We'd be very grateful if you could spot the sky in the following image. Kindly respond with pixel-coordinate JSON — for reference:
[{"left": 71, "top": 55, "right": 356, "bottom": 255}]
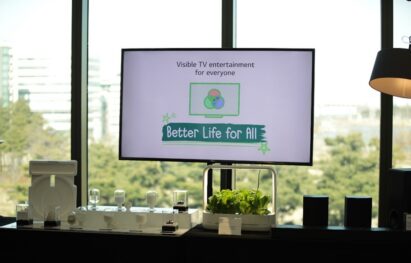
[
  {"left": 0, "top": 0, "right": 410, "bottom": 107},
  {"left": 0, "top": 0, "right": 71, "bottom": 56},
  {"left": 237, "top": 0, "right": 381, "bottom": 106}
]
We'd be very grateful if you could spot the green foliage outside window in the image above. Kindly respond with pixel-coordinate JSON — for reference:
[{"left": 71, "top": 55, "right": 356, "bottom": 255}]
[{"left": 0, "top": 100, "right": 69, "bottom": 213}]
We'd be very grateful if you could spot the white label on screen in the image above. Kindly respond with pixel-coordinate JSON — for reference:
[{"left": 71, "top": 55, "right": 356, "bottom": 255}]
[{"left": 120, "top": 50, "right": 313, "bottom": 164}]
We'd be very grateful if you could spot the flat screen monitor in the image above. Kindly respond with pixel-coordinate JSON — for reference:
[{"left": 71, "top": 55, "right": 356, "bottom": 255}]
[{"left": 120, "top": 48, "right": 315, "bottom": 165}]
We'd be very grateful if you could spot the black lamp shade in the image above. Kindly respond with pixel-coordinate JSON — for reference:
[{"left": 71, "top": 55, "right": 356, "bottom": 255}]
[{"left": 369, "top": 48, "right": 411, "bottom": 98}]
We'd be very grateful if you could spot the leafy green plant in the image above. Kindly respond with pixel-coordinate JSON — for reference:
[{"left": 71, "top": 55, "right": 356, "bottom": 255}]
[{"left": 206, "top": 189, "right": 270, "bottom": 215}]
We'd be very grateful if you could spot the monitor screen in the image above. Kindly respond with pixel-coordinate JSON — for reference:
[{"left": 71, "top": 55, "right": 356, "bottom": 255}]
[{"left": 120, "top": 48, "right": 315, "bottom": 165}]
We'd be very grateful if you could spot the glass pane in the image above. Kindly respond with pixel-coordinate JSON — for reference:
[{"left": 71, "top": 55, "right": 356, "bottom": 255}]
[
  {"left": 393, "top": 1, "right": 411, "bottom": 167},
  {"left": 88, "top": 0, "right": 220, "bottom": 208},
  {"left": 0, "top": 0, "right": 71, "bottom": 216},
  {"left": 238, "top": 0, "right": 380, "bottom": 226}
]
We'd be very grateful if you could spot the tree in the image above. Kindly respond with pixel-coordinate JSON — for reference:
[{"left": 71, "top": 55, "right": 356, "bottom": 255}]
[
  {"left": 316, "top": 133, "right": 379, "bottom": 225},
  {"left": 275, "top": 165, "right": 316, "bottom": 223},
  {"left": 0, "top": 100, "right": 69, "bottom": 206}
]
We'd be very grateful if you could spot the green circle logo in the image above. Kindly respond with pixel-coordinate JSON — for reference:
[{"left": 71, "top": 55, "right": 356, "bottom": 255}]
[{"left": 204, "top": 89, "right": 224, "bottom": 110}]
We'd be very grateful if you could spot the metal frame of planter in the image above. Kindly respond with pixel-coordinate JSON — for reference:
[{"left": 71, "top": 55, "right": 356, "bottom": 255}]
[{"left": 202, "top": 164, "right": 277, "bottom": 231}]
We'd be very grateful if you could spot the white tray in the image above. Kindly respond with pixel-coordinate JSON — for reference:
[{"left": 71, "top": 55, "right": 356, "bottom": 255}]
[{"left": 202, "top": 211, "right": 275, "bottom": 231}]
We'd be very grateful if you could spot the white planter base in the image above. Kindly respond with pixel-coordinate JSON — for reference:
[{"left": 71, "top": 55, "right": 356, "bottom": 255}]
[{"left": 202, "top": 211, "right": 276, "bottom": 232}]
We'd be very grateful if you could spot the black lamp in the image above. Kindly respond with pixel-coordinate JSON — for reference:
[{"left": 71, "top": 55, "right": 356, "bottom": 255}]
[{"left": 369, "top": 37, "right": 411, "bottom": 98}]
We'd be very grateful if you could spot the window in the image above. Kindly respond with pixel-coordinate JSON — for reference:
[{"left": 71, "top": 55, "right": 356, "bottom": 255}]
[
  {"left": 88, "top": 0, "right": 221, "bottom": 208},
  {"left": 0, "top": 1, "right": 391, "bottom": 227},
  {"left": 237, "top": 0, "right": 380, "bottom": 225},
  {"left": 0, "top": 0, "right": 71, "bottom": 216}
]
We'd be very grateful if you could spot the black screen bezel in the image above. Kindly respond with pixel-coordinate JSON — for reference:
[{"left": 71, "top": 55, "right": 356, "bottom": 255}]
[{"left": 119, "top": 48, "right": 315, "bottom": 166}]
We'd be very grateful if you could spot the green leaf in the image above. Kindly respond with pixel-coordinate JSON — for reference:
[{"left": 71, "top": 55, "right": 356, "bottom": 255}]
[{"left": 206, "top": 189, "right": 270, "bottom": 215}]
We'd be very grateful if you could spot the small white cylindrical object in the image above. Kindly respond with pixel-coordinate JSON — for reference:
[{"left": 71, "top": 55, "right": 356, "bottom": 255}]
[
  {"left": 173, "top": 190, "right": 188, "bottom": 207},
  {"left": 136, "top": 213, "right": 147, "bottom": 229},
  {"left": 89, "top": 188, "right": 100, "bottom": 206},
  {"left": 114, "top": 189, "right": 126, "bottom": 210},
  {"left": 67, "top": 211, "right": 76, "bottom": 225},
  {"left": 146, "top": 190, "right": 157, "bottom": 210},
  {"left": 16, "top": 203, "right": 30, "bottom": 221},
  {"left": 45, "top": 206, "right": 60, "bottom": 221}
]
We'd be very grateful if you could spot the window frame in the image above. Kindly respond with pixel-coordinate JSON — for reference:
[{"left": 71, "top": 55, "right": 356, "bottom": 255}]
[
  {"left": 378, "top": 0, "right": 393, "bottom": 227},
  {"left": 71, "top": 0, "right": 88, "bottom": 206}
]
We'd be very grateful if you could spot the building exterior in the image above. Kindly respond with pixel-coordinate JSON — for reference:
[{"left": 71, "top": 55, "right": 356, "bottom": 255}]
[
  {"left": 7, "top": 50, "right": 112, "bottom": 140},
  {"left": 0, "top": 46, "right": 12, "bottom": 108},
  {"left": 12, "top": 55, "right": 71, "bottom": 131}
]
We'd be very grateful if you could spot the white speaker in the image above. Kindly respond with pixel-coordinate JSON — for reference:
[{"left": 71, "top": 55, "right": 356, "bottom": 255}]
[{"left": 28, "top": 160, "right": 77, "bottom": 221}]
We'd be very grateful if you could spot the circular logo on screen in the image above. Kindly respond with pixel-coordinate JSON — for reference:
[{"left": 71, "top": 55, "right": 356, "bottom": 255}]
[{"left": 204, "top": 89, "right": 225, "bottom": 110}]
